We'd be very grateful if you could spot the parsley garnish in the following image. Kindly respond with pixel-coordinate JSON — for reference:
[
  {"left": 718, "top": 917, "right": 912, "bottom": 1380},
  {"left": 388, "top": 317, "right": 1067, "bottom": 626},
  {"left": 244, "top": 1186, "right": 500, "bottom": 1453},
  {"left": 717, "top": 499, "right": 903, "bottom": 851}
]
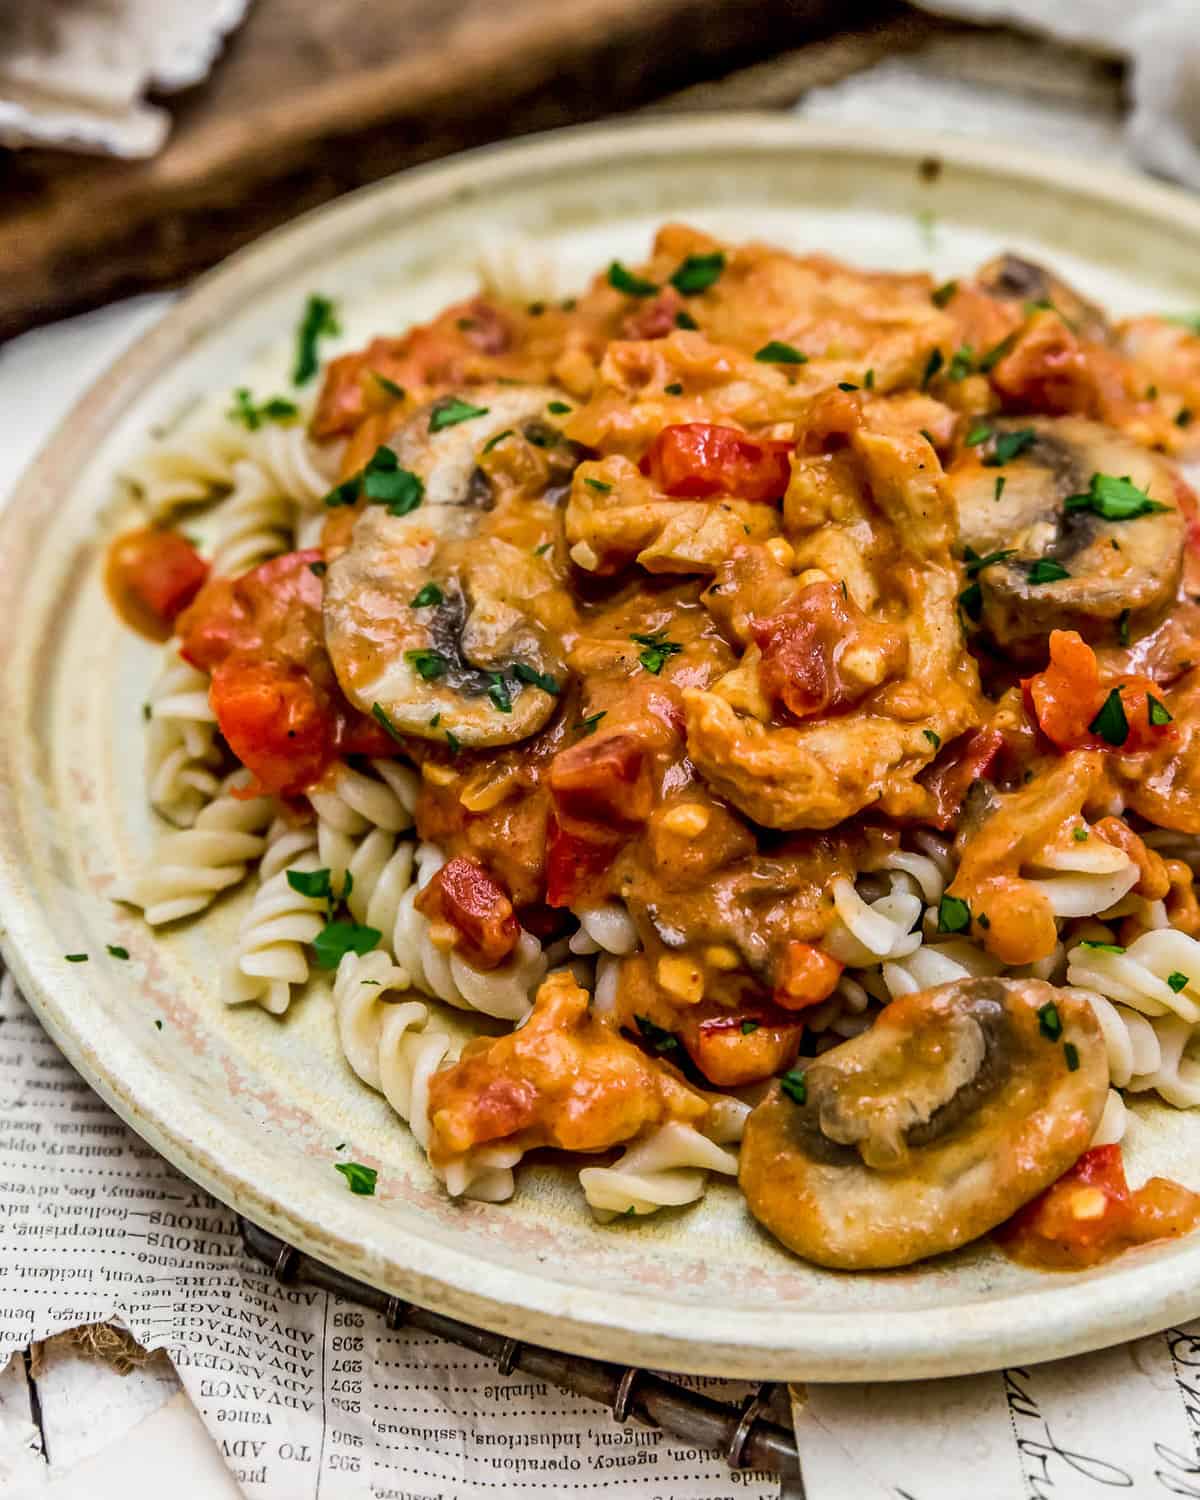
[
  {"left": 65, "top": 953, "right": 88, "bottom": 963},
  {"left": 106, "top": 944, "right": 130, "bottom": 960},
  {"left": 959, "top": 581, "right": 983, "bottom": 623},
  {"left": 838, "top": 382, "right": 859, "bottom": 392},
  {"left": 607, "top": 261, "right": 658, "bottom": 298},
  {"left": 664, "top": 382, "right": 684, "bottom": 395},
  {"left": 142, "top": 703, "right": 151, "bottom": 721},
  {"left": 1168, "top": 972, "right": 1190, "bottom": 993},
  {"left": 1148, "top": 694, "right": 1173, "bottom": 726},
  {"left": 309, "top": 560, "right": 327, "bottom": 577},
  {"left": 754, "top": 341, "right": 808, "bottom": 365},
  {"left": 670, "top": 252, "right": 725, "bottom": 295},
  {"left": 410, "top": 582, "right": 443, "bottom": 608},
  {"left": 994, "top": 476, "right": 1006, "bottom": 503},
  {"left": 965, "top": 422, "right": 993, "bottom": 447},
  {"left": 1089, "top": 688, "right": 1129, "bottom": 747},
  {"left": 335, "top": 1161, "right": 378, "bottom": 1196},
  {"left": 938, "top": 894, "right": 971, "bottom": 934},
  {"left": 1073, "top": 826, "right": 1089, "bottom": 842},
  {"left": 931, "top": 280, "right": 958, "bottom": 308},
  {"left": 741, "top": 1019, "right": 760, "bottom": 1035},
  {"left": 947, "top": 346, "right": 974, "bottom": 381},
  {"left": 482, "top": 428, "right": 513, "bottom": 454},
  {"left": 919, "top": 428, "right": 936, "bottom": 447},
  {"left": 323, "top": 476, "right": 360, "bottom": 508},
  {"left": 1118, "top": 609, "right": 1131, "bottom": 647},
  {"left": 406, "top": 649, "right": 448, "bottom": 681},
  {"left": 1064, "top": 1042, "right": 1080, "bottom": 1072},
  {"left": 1064, "top": 472, "right": 1170, "bottom": 521},
  {"left": 1038, "top": 1001, "right": 1063, "bottom": 1041},
  {"left": 923, "top": 729, "right": 941, "bottom": 748},
  {"left": 445, "top": 728, "right": 462, "bottom": 755},
  {"left": 585, "top": 477, "right": 612, "bottom": 493},
  {"left": 780, "top": 1069, "right": 807, "bottom": 1106},
  {"left": 293, "top": 294, "right": 340, "bottom": 385},
  {"left": 371, "top": 702, "right": 405, "bottom": 744},
  {"left": 1027, "top": 559, "right": 1071, "bottom": 584},
  {"left": 287, "top": 868, "right": 333, "bottom": 901},
  {"left": 313, "top": 921, "right": 381, "bottom": 970},
  {"left": 534, "top": 542, "right": 553, "bottom": 556},
  {"left": 864, "top": 368, "right": 875, "bottom": 389},
  {"left": 983, "top": 428, "right": 1036, "bottom": 467},
  {"left": 512, "top": 662, "right": 559, "bottom": 695},
  {"left": 547, "top": 400, "right": 572, "bottom": 414},
  {"left": 1080, "top": 939, "right": 1126, "bottom": 954},
  {"left": 154, "top": 1019, "right": 163, "bottom": 1030},
  {"left": 576, "top": 711, "right": 606, "bottom": 736},
  {"left": 977, "top": 332, "right": 1017, "bottom": 373},
  {"left": 227, "top": 388, "right": 300, "bottom": 430},
  {"left": 675, "top": 310, "right": 699, "bottom": 331},
  {"left": 963, "top": 545, "right": 1016, "bottom": 578},
  {"left": 429, "top": 397, "right": 490, "bottom": 432},
  {"left": 362, "top": 446, "right": 423, "bottom": 514},
  {"left": 1178, "top": 409, "right": 1194, "bottom": 428},
  {"left": 631, "top": 630, "right": 682, "bottom": 675},
  {"left": 488, "top": 674, "right": 512, "bottom": 714},
  {"left": 921, "top": 348, "right": 944, "bottom": 388},
  {"left": 374, "top": 374, "right": 405, "bottom": 399},
  {"left": 635, "top": 1015, "right": 679, "bottom": 1054}
]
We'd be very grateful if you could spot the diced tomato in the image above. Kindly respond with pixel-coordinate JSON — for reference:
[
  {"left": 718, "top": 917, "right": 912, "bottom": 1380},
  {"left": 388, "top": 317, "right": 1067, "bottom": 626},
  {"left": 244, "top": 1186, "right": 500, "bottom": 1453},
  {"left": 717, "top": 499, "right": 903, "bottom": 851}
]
[
  {"left": 680, "top": 1004, "right": 804, "bottom": 1088},
  {"left": 920, "top": 727, "right": 1006, "bottom": 829},
  {"left": 414, "top": 856, "right": 519, "bottom": 969},
  {"left": 105, "top": 527, "right": 209, "bottom": 641},
  {"left": 1023, "top": 629, "right": 1176, "bottom": 754},
  {"left": 178, "top": 550, "right": 325, "bottom": 672},
  {"left": 639, "top": 423, "right": 792, "bottom": 502},
  {"left": 209, "top": 659, "right": 329, "bottom": 797},
  {"left": 774, "top": 942, "right": 843, "bottom": 1011},
  {"left": 548, "top": 732, "right": 654, "bottom": 833},
  {"left": 544, "top": 816, "right": 622, "bottom": 909},
  {"left": 997, "top": 1144, "right": 1200, "bottom": 1269},
  {"left": 622, "top": 287, "right": 683, "bottom": 341}
]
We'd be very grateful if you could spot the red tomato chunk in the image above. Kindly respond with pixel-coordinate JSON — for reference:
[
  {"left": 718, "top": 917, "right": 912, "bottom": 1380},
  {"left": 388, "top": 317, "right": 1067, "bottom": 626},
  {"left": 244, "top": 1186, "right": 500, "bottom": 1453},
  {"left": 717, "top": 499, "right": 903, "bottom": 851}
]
[
  {"left": 105, "top": 527, "right": 208, "bottom": 640},
  {"left": 640, "top": 423, "right": 793, "bottom": 502},
  {"left": 414, "top": 856, "right": 520, "bottom": 969}
]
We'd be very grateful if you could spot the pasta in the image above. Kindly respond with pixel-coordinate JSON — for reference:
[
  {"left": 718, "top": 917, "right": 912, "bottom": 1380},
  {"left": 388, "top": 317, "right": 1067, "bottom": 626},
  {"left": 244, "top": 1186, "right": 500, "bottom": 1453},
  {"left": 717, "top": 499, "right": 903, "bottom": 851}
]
[{"left": 107, "top": 225, "right": 1200, "bottom": 1271}]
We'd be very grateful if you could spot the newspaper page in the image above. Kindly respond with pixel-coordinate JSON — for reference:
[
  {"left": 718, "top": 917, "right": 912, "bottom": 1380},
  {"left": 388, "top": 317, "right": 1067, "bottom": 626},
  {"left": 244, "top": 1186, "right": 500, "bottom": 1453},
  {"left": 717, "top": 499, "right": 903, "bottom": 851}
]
[{"left": 0, "top": 973, "right": 781, "bottom": 1499}]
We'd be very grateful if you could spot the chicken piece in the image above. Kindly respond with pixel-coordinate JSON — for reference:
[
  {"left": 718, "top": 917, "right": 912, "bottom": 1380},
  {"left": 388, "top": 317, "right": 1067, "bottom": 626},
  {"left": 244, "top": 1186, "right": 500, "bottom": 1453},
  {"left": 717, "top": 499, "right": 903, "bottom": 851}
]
[{"left": 739, "top": 977, "right": 1107, "bottom": 1269}]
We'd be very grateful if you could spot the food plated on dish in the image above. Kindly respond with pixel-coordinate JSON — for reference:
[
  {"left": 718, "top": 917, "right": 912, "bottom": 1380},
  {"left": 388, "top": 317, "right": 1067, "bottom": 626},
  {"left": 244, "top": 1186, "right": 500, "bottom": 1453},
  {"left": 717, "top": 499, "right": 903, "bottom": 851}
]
[{"left": 105, "top": 222, "right": 1200, "bottom": 1273}]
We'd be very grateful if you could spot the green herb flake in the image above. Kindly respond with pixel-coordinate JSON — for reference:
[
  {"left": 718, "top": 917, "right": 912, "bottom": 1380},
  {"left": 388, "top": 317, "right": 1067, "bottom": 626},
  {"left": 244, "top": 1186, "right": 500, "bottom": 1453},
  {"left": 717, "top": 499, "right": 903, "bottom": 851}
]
[
  {"left": 923, "top": 729, "right": 941, "bottom": 748},
  {"left": 977, "top": 912, "right": 991, "bottom": 930},
  {"left": 1080, "top": 939, "right": 1126, "bottom": 954},
  {"left": 1148, "top": 694, "right": 1174, "bottom": 726},
  {"left": 371, "top": 702, "right": 406, "bottom": 745},
  {"left": 1178, "top": 409, "right": 1194, "bottom": 429},
  {"left": 1064, "top": 1042, "right": 1080, "bottom": 1072},
  {"left": 65, "top": 953, "right": 88, "bottom": 963},
  {"left": 978, "top": 332, "right": 1017, "bottom": 373},
  {"left": 106, "top": 944, "right": 130, "bottom": 960},
  {"left": 374, "top": 374, "right": 405, "bottom": 399},
  {"left": 323, "top": 475, "right": 360, "bottom": 509},
  {"left": 959, "top": 581, "right": 983, "bottom": 623},
  {"left": 754, "top": 340, "right": 808, "bottom": 365},
  {"left": 430, "top": 713, "right": 441, "bottom": 729},
  {"left": 405, "top": 649, "right": 449, "bottom": 681},
  {"left": 780, "top": 1069, "right": 808, "bottom": 1106},
  {"left": 547, "top": 400, "right": 572, "bottom": 415},
  {"left": 635, "top": 1014, "right": 679, "bottom": 1054},
  {"left": 864, "top": 368, "right": 875, "bottom": 390},
  {"left": 482, "top": 428, "right": 514, "bottom": 454},
  {"left": 154, "top": 1019, "right": 163, "bottom": 1030},
  {"left": 585, "top": 477, "right": 613, "bottom": 493},
  {"left": 919, "top": 428, "right": 937, "bottom": 447},
  {"left": 670, "top": 252, "right": 725, "bottom": 295},
  {"left": 838, "top": 382, "right": 859, "bottom": 392},
  {"left": 921, "top": 348, "right": 945, "bottom": 389},
  {"left": 983, "top": 428, "right": 1036, "bottom": 467},
  {"left": 1028, "top": 559, "right": 1071, "bottom": 585},
  {"left": 429, "top": 396, "right": 490, "bottom": 433},
  {"left": 445, "top": 729, "right": 461, "bottom": 755},
  {"left": 994, "top": 476, "right": 1006, "bottom": 503},
  {"left": 335, "top": 1161, "right": 378, "bottom": 1196},
  {"left": 937, "top": 894, "right": 971, "bottom": 934},
  {"left": 1118, "top": 609, "right": 1131, "bottom": 647},
  {"left": 1065, "top": 472, "right": 1171, "bottom": 522},
  {"left": 631, "top": 629, "right": 683, "bottom": 675},
  {"left": 1073, "top": 826, "right": 1089, "bottom": 842},
  {"left": 364, "top": 448, "right": 424, "bottom": 514},
  {"left": 410, "top": 582, "right": 444, "bottom": 608},
  {"left": 1038, "top": 1001, "right": 1063, "bottom": 1041},
  {"left": 141, "top": 703, "right": 152, "bottom": 722},
  {"left": 512, "top": 662, "right": 559, "bottom": 695},
  {"left": 293, "top": 294, "right": 340, "bottom": 385},
  {"left": 741, "top": 1019, "right": 760, "bottom": 1035},
  {"left": 1089, "top": 687, "right": 1130, "bottom": 747},
  {"left": 227, "top": 387, "right": 300, "bottom": 430},
  {"left": 534, "top": 542, "right": 553, "bottom": 556},
  {"left": 965, "top": 421, "right": 993, "bottom": 447},
  {"left": 963, "top": 545, "right": 1017, "bottom": 578},
  {"left": 947, "top": 346, "right": 975, "bottom": 381},
  {"left": 577, "top": 711, "right": 606, "bottom": 736},
  {"left": 664, "top": 382, "right": 684, "bottom": 396},
  {"left": 675, "top": 310, "right": 699, "bottom": 331},
  {"left": 608, "top": 261, "right": 659, "bottom": 298},
  {"left": 488, "top": 674, "right": 513, "bottom": 714},
  {"left": 287, "top": 867, "right": 333, "bottom": 900},
  {"left": 931, "top": 280, "right": 958, "bottom": 308},
  {"left": 313, "top": 921, "right": 381, "bottom": 970}
]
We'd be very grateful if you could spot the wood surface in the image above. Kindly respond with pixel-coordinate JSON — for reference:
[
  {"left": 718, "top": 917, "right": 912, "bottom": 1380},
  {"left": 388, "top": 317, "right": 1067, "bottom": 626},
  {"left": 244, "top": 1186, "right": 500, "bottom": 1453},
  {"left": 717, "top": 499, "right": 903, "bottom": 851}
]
[{"left": 0, "top": 0, "right": 916, "bottom": 341}]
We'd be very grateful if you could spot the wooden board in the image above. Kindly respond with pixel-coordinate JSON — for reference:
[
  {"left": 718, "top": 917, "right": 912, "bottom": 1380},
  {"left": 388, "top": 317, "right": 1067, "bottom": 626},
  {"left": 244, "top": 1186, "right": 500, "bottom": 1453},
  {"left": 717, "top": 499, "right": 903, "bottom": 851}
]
[{"left": 0, "top": 0, "right": 913, "bottom": 340}]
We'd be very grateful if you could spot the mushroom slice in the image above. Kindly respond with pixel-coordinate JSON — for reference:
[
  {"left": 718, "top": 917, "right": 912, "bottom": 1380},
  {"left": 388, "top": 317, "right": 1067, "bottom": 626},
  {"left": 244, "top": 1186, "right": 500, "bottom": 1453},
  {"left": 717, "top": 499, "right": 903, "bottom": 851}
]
[
  {"left": 324, "top": 386, "right": 572, "bottom": 747},
  {"left": 976, "top": 253, "right": 1109, "bottom": 344},
  {"left": 739, "top": 977, "right": 1107, "bottom": 1269},
  {"left": 944, "top": 415, "right": 1185, "bottom": 655}
]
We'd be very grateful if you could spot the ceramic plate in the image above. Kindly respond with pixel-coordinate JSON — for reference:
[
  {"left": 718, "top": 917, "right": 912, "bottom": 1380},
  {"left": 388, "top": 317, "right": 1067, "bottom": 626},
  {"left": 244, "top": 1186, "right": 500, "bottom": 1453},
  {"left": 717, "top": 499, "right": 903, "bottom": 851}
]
[{"left": 4, "top": 117, "right": 1200, "bottom": 1380}]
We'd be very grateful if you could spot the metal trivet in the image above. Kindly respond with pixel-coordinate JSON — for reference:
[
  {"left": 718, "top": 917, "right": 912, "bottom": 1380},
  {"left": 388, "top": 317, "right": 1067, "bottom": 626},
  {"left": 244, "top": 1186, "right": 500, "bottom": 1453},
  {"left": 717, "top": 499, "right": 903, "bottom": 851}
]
[{"left": 240, "top": 1217, "right": 802, "bottom": 1484}]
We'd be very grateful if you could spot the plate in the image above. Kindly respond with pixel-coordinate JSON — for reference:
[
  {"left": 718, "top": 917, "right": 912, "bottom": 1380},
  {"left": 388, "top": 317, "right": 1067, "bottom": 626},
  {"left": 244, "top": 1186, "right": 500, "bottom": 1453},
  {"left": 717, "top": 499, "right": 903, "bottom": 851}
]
[{"left": 3, "top": 116, "right": 1200, "bottom": 1380}]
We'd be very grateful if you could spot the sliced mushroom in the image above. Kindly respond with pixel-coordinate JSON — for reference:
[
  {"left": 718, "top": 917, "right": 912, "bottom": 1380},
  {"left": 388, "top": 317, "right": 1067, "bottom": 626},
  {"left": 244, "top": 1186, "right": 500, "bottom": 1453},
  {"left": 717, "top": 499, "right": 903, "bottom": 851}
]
[
  {"left": 324, "top": 386, "right": 573, "bottom": 746},
  {"left": 944, "top": 415, "right": 1185, "bottom": 655},
  {"left": 976, "top": 253, "right": 1109, "bottom": 344},
  {"left": 739, "top": 976, "right": 1107, "bottom": 1269}
]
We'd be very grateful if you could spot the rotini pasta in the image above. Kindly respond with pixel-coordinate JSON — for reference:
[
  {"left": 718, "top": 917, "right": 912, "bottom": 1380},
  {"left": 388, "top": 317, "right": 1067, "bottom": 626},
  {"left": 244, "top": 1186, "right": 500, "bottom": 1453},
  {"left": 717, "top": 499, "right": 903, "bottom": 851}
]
[
  {"left": 209, "top": 458, "right": 295, "bottom": 576},
  {"left": 120, "top": 400, "right": 249, "bottom": 519},
  {"left": 144, "top": 642, "right": 222, "bottom": 827},
  {"left": 579, "top": 1117, "right": 742, "bottom": 1221},
  {"left": 823, "top": 874, "right": 923, "bottom": 968}
]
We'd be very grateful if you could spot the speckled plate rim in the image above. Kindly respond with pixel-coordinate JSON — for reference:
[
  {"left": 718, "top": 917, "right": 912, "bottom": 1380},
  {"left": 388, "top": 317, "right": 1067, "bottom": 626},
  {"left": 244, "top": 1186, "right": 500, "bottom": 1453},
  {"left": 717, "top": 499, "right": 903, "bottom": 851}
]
[{"left": 6, "top": 115, "right": 1200, "bottom": 1380}]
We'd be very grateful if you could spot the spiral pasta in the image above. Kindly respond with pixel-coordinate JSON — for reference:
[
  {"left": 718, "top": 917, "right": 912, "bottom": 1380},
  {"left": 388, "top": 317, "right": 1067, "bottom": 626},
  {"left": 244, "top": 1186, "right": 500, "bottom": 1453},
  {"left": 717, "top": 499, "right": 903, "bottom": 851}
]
[
  {"left": 245, "top": 422, "right": 341, "bottom": 510},
  {"left": 209, "top": 458, "right": 295, "bottom": 576},
  {"left": 579, "top": 1108, "right": 746, "bottom": 1221},
  {"left": 568, "top": 905, "right": 640, "bottom": 957},
  {"left": 144, "top": 643, "right": 222, "bottom": 827},
  {"left": 1067, "top": 929, "right": 1200, "bottom": 1020},
  {"left": 823, "top": 874, "right": 923, "bottom": 968},
  {"left": 120, "top": 401, "right": 249, "bottom": 519},
  {"left": 475, "top": 236, "right": 569, "bottom": 305}
]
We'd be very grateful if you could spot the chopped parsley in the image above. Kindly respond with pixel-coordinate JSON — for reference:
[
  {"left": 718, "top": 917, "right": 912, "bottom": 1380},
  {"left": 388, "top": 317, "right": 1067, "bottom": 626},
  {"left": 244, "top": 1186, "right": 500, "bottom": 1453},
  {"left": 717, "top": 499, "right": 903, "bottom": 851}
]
[
  {"left": 664, "top": 382, "right": 684, "bottom": 395},
  {"left": 965, "top": 421, "right": 993, "bottom": 447},
  {"left": 287, "top": 867, "right": 333, "bottom": 901},
  {"left": 405, "top": 649, "right": 448, "bottom": 681},
  {"left": 1080, "top": 939, "right": 1126, "bottom": 954},
  {"left": 754, "top": 340, "right": 808, "bottom": 365},
  {"left": 838, "top": 382, "right": 859, "bottom": 392},
  {"left": 313, "top": 921, "right": 381, "bottom": 970},
  {"left": 959, "top": 581, "right": 983, "bottom": 623},
  {"left": 977, "top": 332, "right": 1017, "bottom": 373},
  {"left": 1027, "top": 559, "right": 1071, "bottom": 584},
  {"left": 780, "top": 1069, "right": 808, "bottom": 1106},
  {"left": 371, "top": 702, "right": 405, "bottom": 744},
  {"left": 142, "top": 703, "right": 152, "bottom": 721},
  {"left": 675, "top": 310, "right": 699, "bottom": 331},
  {"left": 670, "top": 252, "right": 725, "bottom": 295},
  {"left": 534, "top": 542, "right": 553, "bottom": 556},
  {"left": 410, "top": 582, "right": 443, "bottom": 608},
  {"left": 741, "top": 1019, "right": 760, "bottom": 1035},
  {"left": 1037, "top": 1001, "right": 1063, "bottom": 1041},
  {"left": 607, "top": 261, "right": 658, "bottom": 298},
  {"left": 323, "top": 475, "right": 361, "bottom": 508},
  {"left": 1064, "top": 472, "right": 1170, "bottom": 522},
  {"left": 931, "top": 280, "right": 958, "bottom": 308},
  {"left": 227, "top": 388, "right": 300, "bottom": 430},
  {"left": 482, "top": 428, "right": 514, "bottom": 454},
  {"left": 65, "top": 953, "right": 88, "bottom": 963},
  {"left": 374, "top": 374, "right": 405, "bottom": 399},
  {"left": 921, "top": 348, "right": 944, "bottom": 388},
  {"left": 1149, "top": 694, "right": 1174, "bottom": 726},
  {"left": 937, "top": 894, "right": 971, "bottom": 934},
  {"left": 1118, "top": 609, "right": 1131, "bottom": 647},
  {"left": 585, "top": 477, "right": 612, "bottom": 493},
  {"left": 154, "top": 1020, "right": 163, "bottom": 1031},
  {"left": 106, "top": 944, "right": 130, "bottom": 960},
  {"left": 864, "top": 368, "right": 875, "bottom": 390},
  {"left": 293, "top": 294, "right": 340, "bottom": 385},
  {"left": 994, "top": 476, "right": 1006, "bottom": 503},
  {"left": 983, "top": 428, "right": 1036, "bottom": 467},
  {"left": 919, "top": 428, "right": 937, "bottom": 447},
  {"left": 429, "top": 396, "right": 490, "bottom": 432},
  {"left": 1089, "top": 688, "right": 1129, "bottom": 747},
  {"left": 947, "top": 346, "right": 975, "bottom": 381},
  {"left": 445, "top": 729, "right": 462, "bottom": 755},
  {"left": 547, "top": 400, "right": 572, "bottom": 414},
  {"left": 977, "top": 912, "right": 991, "bottom": 930},
  {"left": 363, "top": 446, "right": 423, "bottom": 514},
  {"left": 1168, "top": 972, "right": 1190, "bottom": 994},
  {"left": 488, "top": 674, "right": 512, "bottom": 714},
  {"left": 635, "top": 1014, "right": 679, "bottom": 1054},
  {"left": 1178, "top": 409, "right": 1194, "bottom": 428},
  {"left": 309, "top": 560, "right": 327, "bottom": 577},
  {"left": 335, "top": 1161, "right": 378, "bottom": 1196},
  {"left": 631, "top": 629, "right": 682, "bottom": 675},
  {"left": 512, "top": 662, "right": 559, "bottom": 695},
  {"left": 1073, "top": 826, "right": 1089, "bottom": 842},
  {"left": 923, "top": 729, "right": 941, "bottom": 749},
  {"left": 1064, "top": 1042, "right": 1080, "bottom": 1072},
  {"left": 963, "top": 545, "right": 1016, "bottom": 578},
  {"left": 576, "top": 711, "right": 606, "bottom": 736},
  {"left": 430, "top": 713, "right": 441, "bottom": 729}
]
